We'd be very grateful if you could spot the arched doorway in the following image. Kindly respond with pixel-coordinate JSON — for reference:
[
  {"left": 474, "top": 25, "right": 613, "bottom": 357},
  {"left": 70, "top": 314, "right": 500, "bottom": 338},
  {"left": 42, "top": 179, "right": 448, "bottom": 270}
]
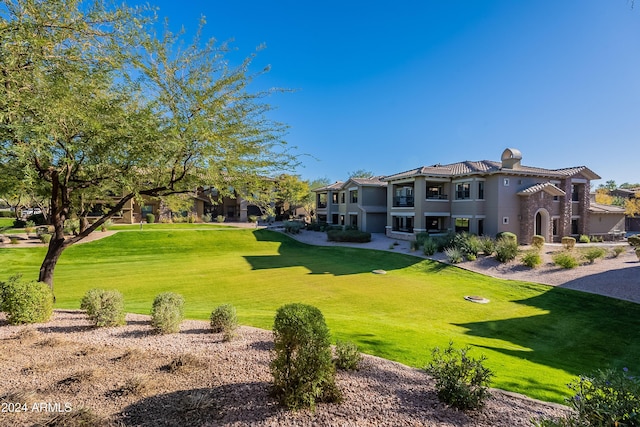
[{"left": 534, "top": 209, "right": 550, "bottom": 242}]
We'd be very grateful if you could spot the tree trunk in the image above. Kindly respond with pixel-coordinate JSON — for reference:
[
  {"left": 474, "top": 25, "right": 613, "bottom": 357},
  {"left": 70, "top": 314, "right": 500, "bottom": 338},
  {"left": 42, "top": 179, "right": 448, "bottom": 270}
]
[{"left": 39, "top": 235, "right": 66, "bottom": 299}]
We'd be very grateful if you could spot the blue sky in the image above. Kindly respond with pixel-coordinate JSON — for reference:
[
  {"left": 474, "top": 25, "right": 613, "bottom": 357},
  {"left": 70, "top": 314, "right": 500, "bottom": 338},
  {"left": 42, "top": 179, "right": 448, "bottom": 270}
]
[{"left": 129, "top": 0, "right": 640, "bottom": 186}]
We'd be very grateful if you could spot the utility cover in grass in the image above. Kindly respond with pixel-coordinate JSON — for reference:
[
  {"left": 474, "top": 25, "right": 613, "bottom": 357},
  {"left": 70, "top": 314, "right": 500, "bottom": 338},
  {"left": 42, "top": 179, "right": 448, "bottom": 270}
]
[
  {"left": 372, "top": 269, "right": 387, "bottom": 275},
  {"left": 464, "top": 295, "right": 490, "bottom": 304}
]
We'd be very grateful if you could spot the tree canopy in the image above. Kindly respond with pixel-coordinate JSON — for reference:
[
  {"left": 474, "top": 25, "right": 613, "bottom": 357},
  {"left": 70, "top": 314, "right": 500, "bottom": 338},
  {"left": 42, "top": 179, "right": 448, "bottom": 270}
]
[{"left": 0, "top": 0, "right": 297, "bottom": 290}]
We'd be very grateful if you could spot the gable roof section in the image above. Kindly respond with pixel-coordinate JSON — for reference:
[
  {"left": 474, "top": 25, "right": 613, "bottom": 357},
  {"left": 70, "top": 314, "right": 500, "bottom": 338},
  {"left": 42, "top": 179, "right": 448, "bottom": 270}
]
[
  {"left": 589, "top": 202, "right": 626, "bottom": 214},
  {"left": 312, "top": 181, "right": 344, "bottom": 192},
  {"left": 383, "top": 160, "right": 600, "bottom": 181},
  {"left": 342, "top": 176, "right": 387, "bottom": 189},
  {"left": 517, "top": 182, "right": 566, "bottom": 197}
]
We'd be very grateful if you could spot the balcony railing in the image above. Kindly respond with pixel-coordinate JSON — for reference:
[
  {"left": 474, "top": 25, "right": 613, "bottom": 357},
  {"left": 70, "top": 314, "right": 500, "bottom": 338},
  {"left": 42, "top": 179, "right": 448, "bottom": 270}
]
[
  {"left": 393, "top": 196, "right": 414, "bottom": 207},
  {"left": 317, "top": 202, "right": 327, "bottom": 209},
  {"left": 426, "top": 194, "right": 448, "bottom": 200}
]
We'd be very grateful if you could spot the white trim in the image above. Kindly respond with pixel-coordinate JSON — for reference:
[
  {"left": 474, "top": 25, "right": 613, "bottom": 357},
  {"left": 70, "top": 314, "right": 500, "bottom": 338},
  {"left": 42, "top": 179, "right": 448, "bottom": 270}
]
[
  {"left": 413, "top": 228, "right": 427, "bottom": 232},
  {"left": 571, "top": 178, "right": 587, "bottom": 184},
  {"left": 452, "top": 178, "right": 473, "bottom": 184},
  {"left": 475, "top": 215, "right": 486, "bottom": 219},
  {"left": 424, "top": 212, "right": 451, "bottom": 216},
  {"left": 348, "top": 187, "right": 358, "bottom": 191},
  {"left": 452, "top": 214, "right": 473, "bottom": 219},
  {"left": 348, "top": 211, "right": 358, "bottom": 216},
  {"left": 391, "top": 212, "right": 415, "bottom": 217},
  {"left": 390, "top": 178, "right": 415, "bottom": 185}
]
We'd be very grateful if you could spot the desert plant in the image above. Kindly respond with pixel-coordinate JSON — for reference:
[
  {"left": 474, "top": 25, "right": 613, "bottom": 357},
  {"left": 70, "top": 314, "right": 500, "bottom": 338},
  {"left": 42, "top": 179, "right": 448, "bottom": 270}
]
[
  {"left": 494, "top": 237, "right": 518, "bottom": 263},
  {"left": 326, "top": 229, "right": 371, "bottom": 243},
  {"left": 334, "top": 340, "right": 362, "bottom": 371},
  {"left": 444, "top": 246, "right": 463, "bottom": 264},
  {"left": 521, "top": 250, "right": 542, "bottom": 268},
  {"left": 24, "top": 220, "right": 36, "bottom": 235},
  {"left": 531, "top": 235, "right": 545, "bottom": 250},
  {"left": 248, "top": 215, "right": 259, "bottom": 223},
  {"left": 39, "top": 233, "right": 52, "bottom": 243},
  {"left": 210, "top": 303, "right": 238, "bottom": 341},
  {"left": 151, "top": 292, "right": 184, "bottom": 334},
  {"left": 216, "top": 215, "right": 225, "bottom": 223},
  {"left": 636, "top": 247, "right": 640, "bottom": 261},
  {"left": 270, "top": 303, "right": 341, "bottom": 410},
  {"left": 553, "top": 251, "right": 579, "bottom": 269},
  {"left": 423, "top": 238, "right": 438, "bottom": 256},
  {"left": 202, "top": 213, "right": 212, "bottom": 223},
  {"left": 425, "top": 341, "right": 493, "bottom": 410},
  {"left": 283, "top": 220, "right": 303, "bottom": 234},
  {"left": 100, "top": 219, "right": 112, "bottom": 232},
  {"left": 611, "top": 246, "right": 626, "bottom": 258},
  {"left": 410, "top": 240, "right": 420, "bottom": 251},
  {"left": 579, "top": 234, "right": 590, "bottom": 244},
  {"left": 535, "top": 368, "right": 640, "bottom": 427},
  {"left": 9, "top": 236, "right": 19, "bottom": 244},
  {"left": 562, "top": 236, "right": 576, "bottom": 250},
  {"left": 479, "top": 236, "right": 496, "bottom": 255},
  {"left": 629, "top": 234, "right": 640, "bottom": 247},
  {"left": 582, "top": 247, "right": 606, "bottom": 264},
  {"left": 80, "top": 288, "right": 126, "bottom": 327},
  {"left": 496, "top": 231, "right": 517, "bottom": 244},
  {"left": 0, "top": 275, "right": 53, "bottom": 325},
  {"left": 145, "top": 213, "right": 155, "bottom": 224},
  {"left": 415, "top": 232, "right": 430, "bottom": 247}
]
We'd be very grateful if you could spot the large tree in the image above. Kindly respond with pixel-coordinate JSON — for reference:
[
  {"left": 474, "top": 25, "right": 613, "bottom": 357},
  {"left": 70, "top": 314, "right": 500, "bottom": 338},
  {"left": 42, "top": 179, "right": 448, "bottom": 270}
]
[{"left": 0, "top": 0, "right": 296, "bottom": 293}]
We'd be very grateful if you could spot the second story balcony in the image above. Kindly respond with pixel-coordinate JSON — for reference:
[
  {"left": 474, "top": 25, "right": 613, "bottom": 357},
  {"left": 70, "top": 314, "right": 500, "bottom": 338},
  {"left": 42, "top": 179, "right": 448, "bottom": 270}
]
[{"left": 393, "top": 196, "right": 414, "bottom": 207}]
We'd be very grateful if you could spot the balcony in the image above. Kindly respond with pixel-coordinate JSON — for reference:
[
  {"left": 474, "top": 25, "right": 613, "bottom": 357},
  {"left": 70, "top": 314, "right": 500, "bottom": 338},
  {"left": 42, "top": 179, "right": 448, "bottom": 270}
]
[
  {"left": 426, "top": 194, "right": 448, "bottom": 200},
  {"left": 393, "top": 196, "right": 414, "bottom": 207}
]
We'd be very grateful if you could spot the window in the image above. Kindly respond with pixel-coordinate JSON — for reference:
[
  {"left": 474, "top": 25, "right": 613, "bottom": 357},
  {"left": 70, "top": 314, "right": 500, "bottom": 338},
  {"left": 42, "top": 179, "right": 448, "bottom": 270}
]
[
  {"left": 332, "top": 214, "right": 339, "bottom": 224},
  {"left": 318, "top": 193, "right": 327, "bottom": 208},
  {"left": 552, "top": 218, "right": 558, "bottom": 236},
  {"left": 455, "top": 182, "right": 471, "bottom": 200},
  {"left": 455, "top": 218, "right": 470, "bottom": 233},
  {"left": 350, "top": 215, "right": 358, "bottom": 227},
  {"left": 340, "top": 192, "right": 345, "bottom": 204},
  {"left": 571, "top": 185, "right": 580, "bottom": 202},
  {"left": 425, "top": 217, "right": 442, "bottom": 232},
  {"left": 340, "top": 215, "right": 345, "bottom": 225},
  {"left": 478, "top": 219, "right": 484, "bottom": 235},
  {"left": 332, "top": 193, "right": 339, "bottom": 204},
  {"left": 571, "top": 218, "right": 579, "bottom": 234},
  {"left": 393, "top": 185, "right": 414, "bottom": 207},
  {"left": 350, "top": 190, "right": 358, "bottom": 203},
  {"left": 392, "top": 216, "right": 414, "bottom": 233},
  {"left": 478, "top": 181, "right": 484, "bottom": 200}
]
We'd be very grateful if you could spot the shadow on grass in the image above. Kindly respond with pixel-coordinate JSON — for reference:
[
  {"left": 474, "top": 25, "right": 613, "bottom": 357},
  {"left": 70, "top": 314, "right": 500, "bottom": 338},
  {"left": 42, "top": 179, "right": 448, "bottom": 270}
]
[
  {"left": 245, "top": 229, "right": 423, "bottom": 276},
  {"left": 455, "top": 285, "right": 640, "bottom": 378}
]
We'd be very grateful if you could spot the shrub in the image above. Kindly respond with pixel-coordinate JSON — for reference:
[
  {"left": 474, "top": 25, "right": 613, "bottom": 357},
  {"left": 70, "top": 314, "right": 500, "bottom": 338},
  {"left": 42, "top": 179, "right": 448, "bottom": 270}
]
[
  {"left": 521, "top": 250, "right": 542, "bottom": 268},
  {"left": 611, "top": 246, "right": 626, "bottom": 258},
  {"left": 444, "top": 247, "right": 463, "bottom": 264},
  {"left": 100, "top": 219, "right": 112, "bottom": 232},
  {"left": 628, "top": 234, "right": 640, "bottom": 247},
  {"left": 496, "top": 231, "right": 517, "bottom": 244},
  {"left": 326, "top": 229, "right": 371, "bottom": 243},
  {"left": 216, "top": 215, "right": 225, "bottom": 223},
  {"left": 561, "top": 236, "right": 576, "bottom": 250},
  {"left": 423, "top": 238, "right": 438, "bottom": 256},
  {"left": 452, "top": 233, "right": 482, "bottom": 258},
  {"left": 479, "top": 236, "right": 496, "bottom": 256},
  {"left": 636, "top": 247, "right": 640, "bottom": 261},
  {"left": 582, "top": 247, "right": 606, "bottom": 264},
  {"left": 494, "top": 237, "right": 518, "bottom": 263},
  {"left": 270, "top": 303, "right": 341, "bottom": 410},
  {"left": 80, "top": 288, "right": 126, "bottom": 327},
  {"left": 13, "top": 219, "right": 26, "bottom": 228},
  {"left": 531, "top": 235, "right": 545, "bottom": 250},
  {"left": 433, "top": 232, "right": 456, "bottom": 252},
  {"left": 415, "top": 232, "right": 430, "bottom": 247},
  {"left": 553, "top": 251, "right": 579, "bottom": 269},
  {"left": 151, "top": 292, "right": 184, "bottom": 334},
  {"left": 306, "top": 222, "right": 328, "bottom": 232},
  {"left": 210, "top": 304, "right": 238, "bottom": 341},
  {"left": 283, "top": 220, "right": 303, "bottom": 234},
  {"left": 334, "top": 340, "right": 362, "bottom": 371},
  {"left": 0, "top": 210, "right": 13, "bottom": 217},
  {"left": 425, "top": 341, "right": 493, "bottom": 410},
  {"left": 410, "top": 240, "right": 420, "bottom": 251},
  {"left": 535, "top": 368, "right": 640, "bottom": 427},
  {"left": 39, "top": 233, "right": 52, "bottom": 243},
  {"left": 202, "top": 213, "right": 212, "bottom": 223},
  {"left": 145, "top": 213, "right": 155, "bottom": 224},
  {"left": 578, "top": 234, "right": 590, "bottom": 244},
  {"left": 0, "top": 275, "right": 53, "bottom": 325},
  {"left": 248, "top": 215, "right": 259, "bottom": 223}
]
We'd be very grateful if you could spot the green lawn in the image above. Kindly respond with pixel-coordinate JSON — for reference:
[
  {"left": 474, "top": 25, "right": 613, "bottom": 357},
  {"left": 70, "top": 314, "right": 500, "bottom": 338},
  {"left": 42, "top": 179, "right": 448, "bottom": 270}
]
[{"left": 1, "top": 227, "right": 639, "bottom": 404}]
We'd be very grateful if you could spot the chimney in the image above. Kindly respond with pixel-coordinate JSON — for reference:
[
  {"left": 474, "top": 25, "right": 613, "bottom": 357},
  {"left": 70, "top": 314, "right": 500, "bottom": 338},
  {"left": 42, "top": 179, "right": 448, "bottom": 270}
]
[{"left": 501, "top": 148, "right": 522, "bottom": 169}]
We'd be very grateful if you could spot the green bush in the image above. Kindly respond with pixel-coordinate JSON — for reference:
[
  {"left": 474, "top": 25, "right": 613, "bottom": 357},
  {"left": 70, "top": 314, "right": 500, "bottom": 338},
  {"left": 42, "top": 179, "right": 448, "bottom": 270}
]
[
  {"left": 521, "top": 250, "right": 542, "bottom": 268},
  {"left": 326, "top": 229, "right": 371, "bottom": 243},
  {"left": 433, "top": 232, "right": 456, "bottom": 252},
  {"left": 531, "top": 235, "right": 545, "bottom": 249},
  {"left": 0, "top": 210, "right": 13, "bottom": 217},
  {"left": 628, "top": 234, "right": 640, "bottom": 247},
  {"left": 452, "top": 233, "right": 482, "bottom": 258},
  {"left": 578, "top": 234, "right": 590, "bottom": 244},
  {"left": 444, "top": 247, "right": 463, "bottom": 264},
  {"left": 535, "top": 368, "right": 640, "bottom": 427},
  {"left": 0, "top": 275, "right": 53, "bottom": 325},
  {"left": 151, "top": 292, "right": 184, "bottom": 334},
  {"left": 553, "top": 251, "right": 579, "bottom": 269},
  {"left": 636, "top": 247, "right": 640, "bottom": 261},
  {"left": 334, "top": 340, "right": 362, "bottom": 371},
  {"left": 611, "top": 246, "right": 626, "bottom": 258},
  {"left": 415, "top": 232, "right": 430, "bottom": 247},
  {"left": 39, "top": 233, "right": 52, "bottom": 243},
  {"left": 306, "top": 222, "right": 328, "bottom": 232},
  {"left": 13, "top": 219, "right": 26, "bottom": 228},
  {"left": 145, "top": 213, "right": 155, "bottom": 224},
  {"left": 496, "top": 231, "right": 517, "bottom": 244},
  {"left": 270, "top": 303, "right": 341, "bottom": 410},
  {"left": 425, "top": 341, "right": 493, "bottom": 410},
  {"left": 494, "top": 237, "right": 518, "bottom": 263},
  {"left": 80, "top": 288, "right": 126, "bottom": 327},
  {"left": 283, "top": 220, "right": 303, "bottom": 234},
  {"left": 582, "top": 247, "right": 606, "bottom": 264},
  {"left": 210, "top": 303, "right": 238, "bottom": 341},
  {"left": 562, "top": 236, "right": 576, "bottom": 250},
  {"left": 216, "top": 215, "right": 225, "bottom": 223},
  {"left": 248, "top": 215, "right": 259, "bottom": 223},
  {"left": 423, "top": 238, "right": 438, "bottom": 256},
  {"left": 479, "top": 236, "right": 496, "bottom": 256}
]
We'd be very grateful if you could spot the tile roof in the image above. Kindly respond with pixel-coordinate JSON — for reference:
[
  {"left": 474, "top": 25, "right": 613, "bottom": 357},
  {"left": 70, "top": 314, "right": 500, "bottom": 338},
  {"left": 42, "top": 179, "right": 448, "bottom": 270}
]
[
  {"left": 345, "top": 176, "right": 387, "bottom": 187},
  {"left": 517, "top": 182, "right": 566, "bottom": 197},
  {"left": 312, "top": 181, "right": 344, "bottom": 192},
  {"left": 589, "top": 203, "right": 626, "bottom": 214}
]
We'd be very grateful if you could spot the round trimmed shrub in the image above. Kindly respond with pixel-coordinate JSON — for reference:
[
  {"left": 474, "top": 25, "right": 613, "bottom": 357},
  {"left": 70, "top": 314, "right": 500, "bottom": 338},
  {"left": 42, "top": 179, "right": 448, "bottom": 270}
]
[
  {"left": 561, "top": 236, "right": 576, "bottom": 250},
  {"left": 334, "top": 340, "right": 362, "bottom": 371},
  {"left": 579, "top": 234, "right": 590, "bottom": 244},
  {"left": 582, "top": 247, "right": 606, "bottom": 264},
  {"left": 531, "top": 235, "right": 545, "bottom": 250},
  {"left": 80, "top": 288, "right": 126, "bottom": 327},
  {"left": 0, "top": 276, "right": 53, "bottom": 325},
  {"left": 210, "top": 303, "right": 238, "bottom": 341},
  {"left": 628, "top": 234, "right": 640, "bottom": 247},
  {"left": 145, "top": 213, "right": 155, "bottom": 224},
  {"left": 496, "top": 231, "right": 517, "bottom": 244},
  {"left": 151, "top": 292, "right": 184, "bottom": 334},
  {"left": 270, "top": 303, "right": 341, "bottom": 410}
]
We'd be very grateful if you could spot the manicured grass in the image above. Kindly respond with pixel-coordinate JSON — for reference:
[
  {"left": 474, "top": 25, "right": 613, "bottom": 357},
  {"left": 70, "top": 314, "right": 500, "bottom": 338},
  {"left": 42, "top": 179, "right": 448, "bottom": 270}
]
[
  {"left": 0, "top": 217, "right": 14, "bottom": 228},
  {"left": 1, "top": 227, "right": 639, "bottom": 404}
]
